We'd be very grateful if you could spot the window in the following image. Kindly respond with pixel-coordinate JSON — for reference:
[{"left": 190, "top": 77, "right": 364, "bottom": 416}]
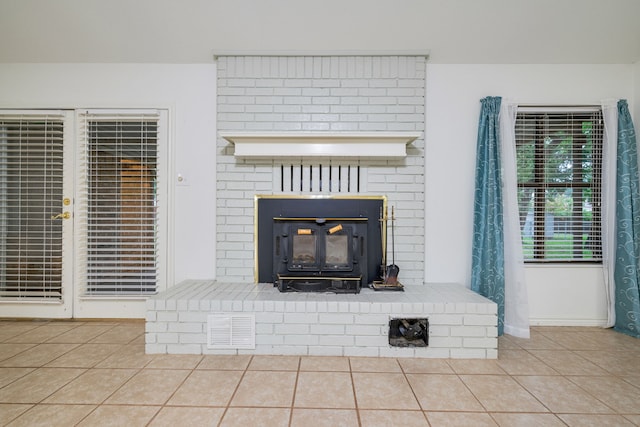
[{"left": 515, "top": 107, "right": 603, "bottom": 262}]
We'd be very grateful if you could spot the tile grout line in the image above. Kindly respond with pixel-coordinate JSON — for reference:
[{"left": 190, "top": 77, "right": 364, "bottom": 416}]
[
  {"left": 398, "top": 357, "right": 433, "bottom": 426},
  {"left": 287, "top": 356, "right": 302, "bottom": 427},
  {"left": 348, "top": 357, "right": 363, "bottom": 427},
  {"left": 216, "top": 354, "right": 254, "bottom": 427}
]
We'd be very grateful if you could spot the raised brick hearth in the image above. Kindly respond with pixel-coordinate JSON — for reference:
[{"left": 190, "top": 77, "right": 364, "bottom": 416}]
[{"left": 146, "top": 281, "right": 498, "bottom": 359}]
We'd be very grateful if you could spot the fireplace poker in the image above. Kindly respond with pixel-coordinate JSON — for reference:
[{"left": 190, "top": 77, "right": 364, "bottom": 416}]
[
  {"left": 379, "top": 206, "right": 387, "bottom": 280},
  {"left": 384, "top": 206, "right": 400, "bottom": 285}
]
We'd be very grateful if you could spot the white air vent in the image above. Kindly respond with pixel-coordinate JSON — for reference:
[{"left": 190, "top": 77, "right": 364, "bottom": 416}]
[{"left": 207, "top": 313, "right": 256, "bottom": 349}]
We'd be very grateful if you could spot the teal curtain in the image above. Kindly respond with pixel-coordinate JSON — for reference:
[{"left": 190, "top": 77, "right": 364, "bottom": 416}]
[
  {"left": 471, "top": 96, "right": 505, "bottom": 335},
  {"left": 614, "top": 99, "right": 640, "bottom": 338}
]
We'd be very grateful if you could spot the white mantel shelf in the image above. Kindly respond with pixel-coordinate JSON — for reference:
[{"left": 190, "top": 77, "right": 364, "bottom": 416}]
[{"left": 220, "top": 132, "right": 421, "bottom": 158}]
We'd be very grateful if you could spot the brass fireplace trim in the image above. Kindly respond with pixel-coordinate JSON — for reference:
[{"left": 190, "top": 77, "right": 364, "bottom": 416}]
[{"left": 253, "top": 194, "right": 387, "bottom": 283}]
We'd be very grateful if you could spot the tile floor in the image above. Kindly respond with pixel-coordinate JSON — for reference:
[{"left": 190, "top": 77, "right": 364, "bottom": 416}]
[{"left": 0, "top": 320, "right": 639, "bottom": 426}]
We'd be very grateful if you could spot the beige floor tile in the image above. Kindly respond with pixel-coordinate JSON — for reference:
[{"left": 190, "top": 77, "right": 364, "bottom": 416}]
[
  {"left": 622, "top": 375, "right": 640, "bottom": 388},
  {"left": 447, "top": 359, "right": 506, "bottom": 375},
  {"left": 460, "top": 374, "right": 548, "bottom": 412},
  {"left": 515, "top": 375, "right": 613, "bottom": 414},
  {"left": 623, "top": 414, "right": 640, "bottom": 425},
  {"left": 496, "top": 349, "right": 558, "bottom": 375},
  {"left": 557, "top": 413, "right": 636, "bottom": 426},
  {"left": 0, "top": 343, "right": 79, "bottom": 367},
  {"left": 167, "top": 370, "right": 243, "bottom": 406},
  {"left": 491, "top": 412, "right": 566, "bottom": 427},
  {"left": 197, "top": 354, "right": 252, "bottom": 370},
  {"left": 290, "top": 408, "right": 358, "bottom": 427},
  {"left": 43, "top": 368, "right": 138, "bottom": 404},
  {"left": 588, "top": 330, "right": 640, "bottom": 350},
  {"left": 0, "top": 344, "right": 36, "bottom": 363},
  {"left": 575, "top": 350, "right": 640, "bottom": 377},
  {"left": 567, "top": 376, "right": 640, "bottom": 414},
  {"left": 105, "top": 369, "right": 190, "bottom": 405},
  {"left": 45, "top": 324, "right": 114, "bottom": 344},
  {"left": 76, "top": 404, "right": 160, "bottom": 426},
  {"left": 130, "top": 334, "right": 146, "bottom": 345},
  {"left": 89, "top": 323, "right": 144, "bottom": 344},
  {"left": 406, "top": 374, "right": 484, "bottom": 412},
  {"left": 350, "top": 356, "right": 401, "bottom": 372},
  {"left": 0, "top": 404, "right": 33, "bottom": 425},
  {"left": 0, "top": 368, "right": 34, "bottom": 388},
  {"left": 0, "top": 322, "right": 42, "bottom": 342},
  {"left": 145, "top": 354, "right": 203, "bottom": 369},
  {"left": 6, "top": 403, "right": 95, "bottom": 427},
  {"left": 149, "top": 406, "right": 225, "bottom": 426},
  {"left": 45, "top": 343, "right": 123, "bottom": 368},
  {"left": 4, "top": 324, "right": 78, "bottom": 344},
  {"left": 528, "top": 350, "right": 609, "bottom": 375},
  {"left": 397, "top": 358, "right": 454, "bottom": 374},
  {"left": 425, "top": 411, "right": 498, "bottom": 427},
  {"left": 2, "top": 320, "right": 639, "bottom": 427},
  {"left": 498, "top": 335, "right": 522, "bottom": 350},
  {"left": 508, "top": 331, "right": 567, "bottom": 350},
  {"left": 299, "top": 356, "right": 350, "bottom": 372},
  {"left": 539, "top": 331, "right": 615, "bottom": 351},
  {"left": 230, "top": 370, "right": 297, "bottom": 407},
  {"left": 94, "top": 343, "right": 156, "bottom": 369},
  {"left": 294, "top": 371, "right": 355, "bottom": 408},
  {"left": 353, "top": 372, "right": 420, "bottom": 410},
  {"left": 0, "top": 368, "right": 85, "bottom": 403},
  {"left": 248, "top": 355, "right": 300, "bottom": 371},
  {"left": 359, "top": 409, "right": 429, "bottom": 426},
  {"left": 219, "top": 407, "right": 290, "bottom": 427}
]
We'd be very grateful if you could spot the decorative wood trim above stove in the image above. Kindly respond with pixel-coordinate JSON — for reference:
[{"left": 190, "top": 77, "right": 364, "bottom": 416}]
[{"left": 220, "top": 132, "right": 421, "bottom": 158}]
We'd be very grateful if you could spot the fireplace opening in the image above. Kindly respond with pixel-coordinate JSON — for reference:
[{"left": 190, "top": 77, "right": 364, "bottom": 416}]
[{"left": 255, "top": 196, "right": 385, "bottom": 293}]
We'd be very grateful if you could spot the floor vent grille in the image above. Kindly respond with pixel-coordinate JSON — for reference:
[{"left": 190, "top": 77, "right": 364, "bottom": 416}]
[{"left": 207, "top": 313, "right": 255, "bottom": 349}]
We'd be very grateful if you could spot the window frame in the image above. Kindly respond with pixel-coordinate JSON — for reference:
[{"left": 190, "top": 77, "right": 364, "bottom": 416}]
[{"left": 515, "top": 106, "right": 603, "bottom": 264}]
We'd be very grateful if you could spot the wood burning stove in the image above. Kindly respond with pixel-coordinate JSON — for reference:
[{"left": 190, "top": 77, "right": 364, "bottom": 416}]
[
  {"left": 255, "top": 196, "right": 385, "bottom": 293},
  {"left": 273, "top": 217, "right": 368, "bottom": 293}
]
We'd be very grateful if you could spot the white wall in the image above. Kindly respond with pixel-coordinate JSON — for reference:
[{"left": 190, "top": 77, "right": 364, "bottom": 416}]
[
  {"left": 0, "top": 63, "right": 218, "bottom": 288},
  {"left": 425, "top": 64, "right": 634, "bottom": 326}
]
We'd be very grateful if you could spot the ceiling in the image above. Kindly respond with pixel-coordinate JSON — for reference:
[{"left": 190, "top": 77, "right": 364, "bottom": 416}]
[{"left": 1, "top": 0, "right": 639, "bottom": 64}]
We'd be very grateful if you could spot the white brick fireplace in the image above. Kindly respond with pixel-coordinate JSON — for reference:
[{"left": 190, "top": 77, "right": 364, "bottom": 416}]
[
  {"left": 214, "top": 55, "right": 427, "bottom": 284},
  {"left": 145, "top": 54, "right": 498, "bottom": 358}
]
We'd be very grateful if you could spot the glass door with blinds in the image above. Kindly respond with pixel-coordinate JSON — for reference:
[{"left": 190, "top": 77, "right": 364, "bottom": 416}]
[
  {"left": 0, "top": 109, "right": 167, "bottom": 319},
  {"left": 0, "top": 111, "right": 74, "bottom": 317},
  {"left": 73, "top": 110, "right": 167, "bottom": 318}
]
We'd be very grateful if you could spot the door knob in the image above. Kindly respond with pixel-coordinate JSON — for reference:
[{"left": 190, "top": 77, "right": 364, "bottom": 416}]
[{"left": 51, "top": 212, "right": 71, "bottom": 220}]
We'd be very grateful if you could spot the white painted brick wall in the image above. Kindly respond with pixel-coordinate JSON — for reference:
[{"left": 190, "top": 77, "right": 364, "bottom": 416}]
[{"left": 216, "top": 55, "right": 426, "bottom": 284}]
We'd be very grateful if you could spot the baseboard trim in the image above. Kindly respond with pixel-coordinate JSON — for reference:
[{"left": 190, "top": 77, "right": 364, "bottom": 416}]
[{"left": 529, "top": 318, "right": 609, "bottom": 327}]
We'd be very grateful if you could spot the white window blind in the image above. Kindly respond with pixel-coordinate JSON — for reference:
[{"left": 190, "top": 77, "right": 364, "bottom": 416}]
[
  {"left": 77, "top": 111, "right": 161, "bottom": 296},
  {"left": 0, "top": 112, "right": 66, "bottom": 299},
  {"left": 515, "top": 107, "right": 603, "bottom": 262}
]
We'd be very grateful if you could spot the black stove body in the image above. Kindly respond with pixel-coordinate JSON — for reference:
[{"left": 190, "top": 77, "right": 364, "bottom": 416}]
[{"left": 273, "top": 217, "right": 368, "bottom": 293}]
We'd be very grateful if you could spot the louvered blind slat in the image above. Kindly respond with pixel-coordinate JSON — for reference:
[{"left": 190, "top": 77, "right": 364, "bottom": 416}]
[
  {"left": 515, "top": 107, "right": 603, "bottom": 262},
  {"left": 80, "top": 112, "right": 160, "bottom": 296}
]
